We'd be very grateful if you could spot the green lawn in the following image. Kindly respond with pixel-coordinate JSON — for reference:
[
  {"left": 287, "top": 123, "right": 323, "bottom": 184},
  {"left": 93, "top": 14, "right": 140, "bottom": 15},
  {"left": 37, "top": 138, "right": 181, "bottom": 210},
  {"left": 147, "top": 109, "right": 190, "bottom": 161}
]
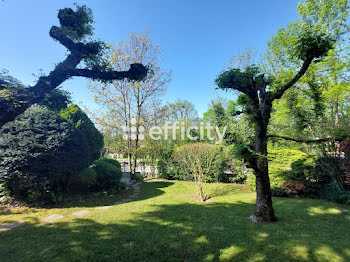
[{"left": 1, "top": 180, "right": 350, "bottom": 262}]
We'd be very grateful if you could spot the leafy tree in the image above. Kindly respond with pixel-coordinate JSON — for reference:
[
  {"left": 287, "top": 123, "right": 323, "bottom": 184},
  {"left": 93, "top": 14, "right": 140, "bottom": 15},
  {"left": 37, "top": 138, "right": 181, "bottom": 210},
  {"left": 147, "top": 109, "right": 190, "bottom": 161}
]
[
  {"left": 89, "top": 31, "right": 171, "bottom": 180},
  {"left": 60, "top": 104, "right": 104, "bottom": 163},
  {"left": 0, "top": 4, "right": 147, "bottom": 128},
  {"left": 173, "top": 143, "right": 219, "bottom": 201},
  {"left": 216, "top": 17, "right": 337, "bottom": 222},
  {"left": 165, "top": 99, "right": 198, "bottom": 122},
  {"left": 0, "top": 106, "right": 90, "bottom": 202},
  {"left": 265, "top": 0, "right": 349, "bottom": 139}
]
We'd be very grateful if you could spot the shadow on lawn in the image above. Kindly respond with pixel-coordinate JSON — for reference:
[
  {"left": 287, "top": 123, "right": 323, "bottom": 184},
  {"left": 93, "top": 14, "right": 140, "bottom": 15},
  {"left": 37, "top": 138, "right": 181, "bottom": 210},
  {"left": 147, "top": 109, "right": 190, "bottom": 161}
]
[
  {"left": 1, "top": 197, "right": 349, "bottom": 262},
  {"left": 59, "top": 181, "right": 175, "bottom": 209}
]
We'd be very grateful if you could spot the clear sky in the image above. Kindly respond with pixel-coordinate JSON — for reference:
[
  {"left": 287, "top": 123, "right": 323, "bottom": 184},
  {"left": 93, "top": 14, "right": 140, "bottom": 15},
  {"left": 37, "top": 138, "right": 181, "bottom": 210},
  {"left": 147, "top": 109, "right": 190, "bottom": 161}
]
[{"left": 0, "top": 0, "right": 300, "bottom": 116}]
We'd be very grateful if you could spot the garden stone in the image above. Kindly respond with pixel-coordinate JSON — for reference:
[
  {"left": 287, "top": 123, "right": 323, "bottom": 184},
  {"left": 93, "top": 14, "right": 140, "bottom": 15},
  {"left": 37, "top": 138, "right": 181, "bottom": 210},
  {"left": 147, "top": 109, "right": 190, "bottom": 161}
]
[
  {"left": 0, "top": 220, "right": 26, "bottom": 232},
  {"left": 72, "top": 210, "right": 90, "bottom": 217},
  {"left": 42, "top": 214, "right": 64, "bottom": 223},
  {"left": 96, "top": 206, "right": 110, "bottom": 210}
]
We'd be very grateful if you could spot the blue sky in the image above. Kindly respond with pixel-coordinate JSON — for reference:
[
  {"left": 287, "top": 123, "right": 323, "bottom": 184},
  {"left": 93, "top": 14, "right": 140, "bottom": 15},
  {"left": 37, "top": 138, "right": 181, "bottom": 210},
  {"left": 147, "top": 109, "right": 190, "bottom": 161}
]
[{"left": 0, "top": 0, "right": 299, "bottom": 116}]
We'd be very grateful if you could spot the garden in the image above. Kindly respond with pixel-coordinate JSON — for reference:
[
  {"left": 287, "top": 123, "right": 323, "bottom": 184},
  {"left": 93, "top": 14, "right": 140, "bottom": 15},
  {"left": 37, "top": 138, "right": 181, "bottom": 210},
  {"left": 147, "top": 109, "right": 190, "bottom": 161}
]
[{"left": 0, "top": 0, "right": 350, "bottom": 261}]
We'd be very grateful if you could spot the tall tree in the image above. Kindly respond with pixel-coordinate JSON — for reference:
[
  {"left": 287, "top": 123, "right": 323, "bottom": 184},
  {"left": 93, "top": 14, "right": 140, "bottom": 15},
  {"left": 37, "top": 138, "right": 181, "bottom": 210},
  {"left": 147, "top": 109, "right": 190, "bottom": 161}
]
[
  {"left": 0, "top": 5, "right": 147, "bottom": 128},
  {"left": 89, "top": 32, "right": 171, "bottom": 180},
  {"left": 215, "top": 0, "right": 346, "bottom": 222},
  {"left": 217, "top": 36, "right": 333, "bottom": 222}
]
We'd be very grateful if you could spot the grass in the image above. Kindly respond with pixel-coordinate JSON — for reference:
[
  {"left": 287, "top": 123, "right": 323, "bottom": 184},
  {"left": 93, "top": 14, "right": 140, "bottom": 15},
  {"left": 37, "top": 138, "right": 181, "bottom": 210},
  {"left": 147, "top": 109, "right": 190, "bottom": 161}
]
[{"left": 1, "top": 180, "right": 350, "bottom": 262}]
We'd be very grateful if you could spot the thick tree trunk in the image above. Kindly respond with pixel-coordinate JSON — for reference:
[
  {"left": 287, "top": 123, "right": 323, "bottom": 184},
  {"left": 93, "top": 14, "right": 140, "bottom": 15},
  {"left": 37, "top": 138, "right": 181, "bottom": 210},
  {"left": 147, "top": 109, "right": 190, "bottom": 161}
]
[
  {"left": 250, "top": 122, "right": 277, "bottom": 223},
  {"left": 251, "top": 159, "right": 277, "bottom": 222}
]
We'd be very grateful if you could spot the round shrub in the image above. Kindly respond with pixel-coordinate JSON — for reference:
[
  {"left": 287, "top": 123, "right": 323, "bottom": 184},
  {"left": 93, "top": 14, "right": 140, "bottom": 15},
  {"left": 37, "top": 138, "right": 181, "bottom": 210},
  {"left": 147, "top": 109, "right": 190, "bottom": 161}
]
[
  {"left": 99, "top": 157, "right": 121, "bottom": 169},
  {"left": 0, "top": 106, "right": 90, "bottom": 202},
  {"left": 60, "top": 105, "right": 104, "bottom": 163},
  {"left": 93, "top": 158, "right": 122, "bottom": 190}
]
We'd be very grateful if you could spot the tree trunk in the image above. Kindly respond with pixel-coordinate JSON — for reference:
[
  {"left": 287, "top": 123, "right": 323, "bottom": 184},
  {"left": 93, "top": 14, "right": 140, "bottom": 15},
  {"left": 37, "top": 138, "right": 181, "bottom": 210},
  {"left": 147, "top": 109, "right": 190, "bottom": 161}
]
[
  {"left": 196, "top": 182, "right": 206, "bottom": 202},
  {"left": 250, "top": 122, "right": 277, "bottom": 223},
  {"left": 335, "top": 98, "right": 339, "bottom": 127},
  {"left": 128, "top": 152, "right": 133, "bottom": 177}
]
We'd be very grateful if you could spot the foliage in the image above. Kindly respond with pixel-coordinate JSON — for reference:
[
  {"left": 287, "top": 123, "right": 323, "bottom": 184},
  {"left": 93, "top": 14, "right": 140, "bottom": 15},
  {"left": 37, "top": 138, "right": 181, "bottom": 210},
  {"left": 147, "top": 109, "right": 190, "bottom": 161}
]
[
  {"left": 246, "top": 149, "right": 318, "bottom": 197},
  {"left": 293, "top": 31, "right": 335, "bottom": 61},
  {"left": 340, "top": 138, "right": 350, "bottom": 189},
  {"left": 69, "top": 168, "right": 97, "bottom": 193},
  {"left": 135, "top": 173, "right": 144, "bottom": 181},
  {"left": 89, "top": 31, "right": 170, "bottom": 178},
  {"left": 70, "top": 158, "right": 123, "bottom": 193},
  {"left": 60, "top": 105, "right": 104, "bottom": 163},
  {"left": 58, "top": 4, "right": 94, "bottom": 41},
  {"left": 93, "top": 158, "right": 122, "bottom": 191},
  {"left": 165, "top": 99, "right": 198, "bottom": 121},
  {"left": 319, "top": 182, "right": 350, "bottom": 205},
  {"left": 0, "top": 4, "right": 147, "bottom": 128},
  {"left": 315, "top": 147, "right": 346, "bottom": 190},
  {"left": 173, "top": 143, "right": 220, "bottom": 201},
  {"left": 117, "top": 181, "right": 127, "bottom": 191},
  {"left": 40, "top": 88, "right": 72, "bottom": 112},
  {"left": 214, "top": 0, "right": 346, "bottom": 222},
  {"left": 0, "top": 106, "right": 90, "bottom": 203},
  {"left": 99, "top": 157, "right": 122, "bottom": 169}
]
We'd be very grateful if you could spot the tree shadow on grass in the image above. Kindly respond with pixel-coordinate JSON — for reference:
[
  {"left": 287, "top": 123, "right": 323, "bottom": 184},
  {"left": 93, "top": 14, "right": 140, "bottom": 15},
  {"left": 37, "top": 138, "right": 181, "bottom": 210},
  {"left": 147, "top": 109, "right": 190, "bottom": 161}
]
[
  {"left": 1, "top": 198, "right": 349, "bottom": 262},
  {"left": 49, "top": 181, "right": 175, "bottom": 209}
]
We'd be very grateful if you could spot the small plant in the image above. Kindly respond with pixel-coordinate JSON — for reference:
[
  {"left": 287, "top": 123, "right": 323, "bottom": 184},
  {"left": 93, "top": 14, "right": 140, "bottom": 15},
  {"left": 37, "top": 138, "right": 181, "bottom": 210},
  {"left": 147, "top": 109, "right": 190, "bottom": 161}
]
[{"left": 173, "top": 143, "right": 219, "bottom": 202}]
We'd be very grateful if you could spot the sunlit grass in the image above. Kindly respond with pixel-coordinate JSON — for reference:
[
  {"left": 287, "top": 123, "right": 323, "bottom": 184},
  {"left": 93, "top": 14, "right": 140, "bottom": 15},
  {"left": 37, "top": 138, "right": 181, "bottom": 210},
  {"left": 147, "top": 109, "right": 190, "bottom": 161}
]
[{"left": 1, "top": 180, "right": 349, "bottom": 261}]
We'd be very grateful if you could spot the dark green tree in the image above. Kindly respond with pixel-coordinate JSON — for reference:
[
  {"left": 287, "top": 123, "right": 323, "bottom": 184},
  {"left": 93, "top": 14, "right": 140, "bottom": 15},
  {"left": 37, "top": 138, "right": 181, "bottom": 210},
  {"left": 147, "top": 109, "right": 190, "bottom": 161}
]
[
  {"left": 60, "top": 104, "right": 104, "bottom": 163},
  {"left": 0, "top": 106, "right": 90, "bottom": 202}
]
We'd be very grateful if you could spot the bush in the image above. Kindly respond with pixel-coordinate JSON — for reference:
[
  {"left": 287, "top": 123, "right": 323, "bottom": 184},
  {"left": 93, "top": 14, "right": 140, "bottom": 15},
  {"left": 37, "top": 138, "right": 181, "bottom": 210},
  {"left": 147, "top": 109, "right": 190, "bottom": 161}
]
[
  {"left": 69, "top": 168, "right": 97, "bottom": 192},
  {"left": 158, "top": 144, "right": 242, "bottom": 183},
  {"left": 246, "top": 149, "right": 318, "bottom": 197},
  {"left": 60, "top": 105, "right": 104, "bottom": 163},
  {"left": 117, "top": 181, "right": 127, "bottom": 191},
  {"left": 135, "top": 173, "right": 144, "bottom": 181},
  {"left": 93, "top": 158, "right": 122, "bottom": 190},
  {"left": 0, "top": 106, "right": 90, "bottom": 203},
  {"left": 99, "top": 157, "right": 121, "bottom": 169}
]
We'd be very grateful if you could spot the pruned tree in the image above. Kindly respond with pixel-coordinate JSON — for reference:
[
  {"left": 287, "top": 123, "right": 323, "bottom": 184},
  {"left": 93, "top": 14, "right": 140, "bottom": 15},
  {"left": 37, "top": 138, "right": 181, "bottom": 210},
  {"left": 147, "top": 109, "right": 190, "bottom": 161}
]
[
  {"left": 216, "top": 33, "right": 334, "bottom": 222},
  {"left": 215, "top": 0, "right": 349, "bottom": 223},
  {"left": 173, "top": 143, "right": 218, "bottom": 202},
  {"left": 0, "top": 5, "right": 147, "bottom": 128}
]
